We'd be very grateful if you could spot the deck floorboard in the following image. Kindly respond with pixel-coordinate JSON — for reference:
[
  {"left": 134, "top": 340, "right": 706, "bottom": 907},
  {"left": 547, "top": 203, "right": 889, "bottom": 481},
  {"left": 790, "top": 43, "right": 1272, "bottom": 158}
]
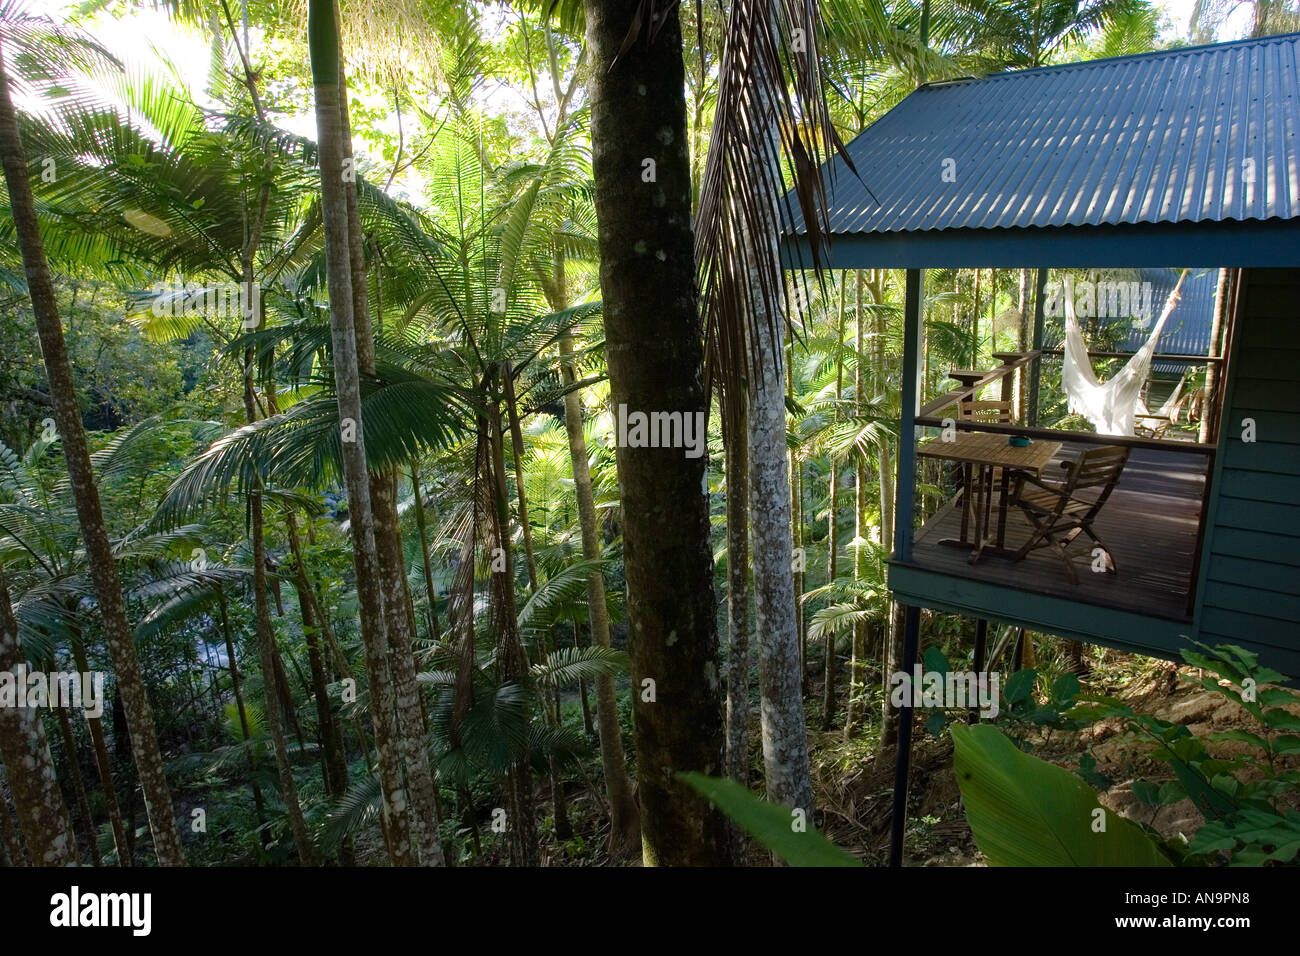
[{"left": 910, "top": 443, "right": 1207, "bottom": 622}]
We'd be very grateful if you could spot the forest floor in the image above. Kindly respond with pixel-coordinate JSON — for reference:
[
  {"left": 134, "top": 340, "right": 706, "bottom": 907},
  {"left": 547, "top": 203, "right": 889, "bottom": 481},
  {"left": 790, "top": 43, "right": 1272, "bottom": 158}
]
[{"left": 811, "top": 655, "right": 1300, "bottom": 866}]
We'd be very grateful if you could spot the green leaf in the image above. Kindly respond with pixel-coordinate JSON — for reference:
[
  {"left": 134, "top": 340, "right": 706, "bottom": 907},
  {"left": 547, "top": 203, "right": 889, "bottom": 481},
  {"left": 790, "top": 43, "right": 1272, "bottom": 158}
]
[
  {"left": 951, "top": 724, "right": 1171, "bottom": 867},
  {"left": 679, "top": 773, "right": 862, "bottom": 867},
  {"left": 926, "top": 710, "right": 948, "bottom": 738},
  {"left": 1262, "top": 708, "right": 1300, "bottom": 732},
  {"left": 1052, "top": 672, "right": 1081, "bottom": 704},
  {"left": 923, "top": 645, "right": 949, "bottom": 677},
  {"left": 1132, "top": 780, "right": 1161, "bottom": 805},
  {"left": 1004, "top": 669, "right": 1037, "bottom": 705}
]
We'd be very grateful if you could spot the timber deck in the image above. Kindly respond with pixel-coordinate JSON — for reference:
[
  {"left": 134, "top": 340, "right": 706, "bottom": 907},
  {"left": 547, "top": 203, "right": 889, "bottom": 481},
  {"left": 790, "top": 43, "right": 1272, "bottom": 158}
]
[{"left": 910, "top": 444, "right": 1208, "bottom": 622}]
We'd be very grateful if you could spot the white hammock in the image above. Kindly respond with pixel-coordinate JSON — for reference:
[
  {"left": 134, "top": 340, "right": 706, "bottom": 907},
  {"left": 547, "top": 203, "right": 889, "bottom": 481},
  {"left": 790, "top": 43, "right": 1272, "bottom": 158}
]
[{"left": 1061, "top": 272, "right": 1186, "bottom": 436}]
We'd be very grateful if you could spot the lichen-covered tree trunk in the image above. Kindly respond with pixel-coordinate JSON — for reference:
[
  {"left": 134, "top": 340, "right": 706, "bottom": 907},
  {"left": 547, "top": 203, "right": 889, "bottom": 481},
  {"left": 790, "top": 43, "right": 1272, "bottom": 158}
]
[
  {"left": 583, "top": 0, "right": 732, "bottom": 866},
  {"left": 0, "top": 41, "right": 184, "bottom": 866},
  {"left": 308, "top": 0, "right": 416, "bottom": 865},
  {"left": 0, "top": 568, "right": 76, "bottom": 865},
  {"left": 724, "top": 397, "right": 750, "bottom": 787},
  {"left": 748, "top": 311, "right": 815, "bottom": 822}
]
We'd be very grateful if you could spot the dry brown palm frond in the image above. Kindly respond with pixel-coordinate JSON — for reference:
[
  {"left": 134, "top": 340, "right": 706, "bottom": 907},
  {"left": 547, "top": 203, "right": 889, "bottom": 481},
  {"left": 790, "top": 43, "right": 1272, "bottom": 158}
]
[{"left": 696, "top": 0, "right": 861, "bottom": 414}]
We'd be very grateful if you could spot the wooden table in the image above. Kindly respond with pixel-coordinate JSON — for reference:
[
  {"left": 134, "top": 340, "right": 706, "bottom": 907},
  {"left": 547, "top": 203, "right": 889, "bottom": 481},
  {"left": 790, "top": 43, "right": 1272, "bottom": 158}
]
[{"left": 918, "top": 431, "right": 1063, "bottom": 564}]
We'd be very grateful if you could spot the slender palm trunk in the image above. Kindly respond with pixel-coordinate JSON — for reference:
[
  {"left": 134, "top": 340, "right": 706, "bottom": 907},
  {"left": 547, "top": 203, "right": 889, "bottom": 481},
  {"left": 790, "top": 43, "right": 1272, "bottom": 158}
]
[
  {"left": 724, "top": 395, "right": 750, "bottom": 784},
  {"left": 823, "top": 282, "right": 847, "bottom": 731},
  {"left": 583, "top": 0, "right": 732, "bottom": 866},
  {"left": 335, "top": 38, "right": 444, "bottom": 866},
  {"left": 487, "top": 401, "right": 538, "bottom": 866},
  {"left": 0, "top": 44, "right": 183, "bottom": 866},
  {"left": 308, "top": 0, "right": 418, "bottom": 865},
  {"left": 55, "top": 705, "right": 101, "bottom": 865},
  {"left": 847, "top": 270, "right": 867, "bottom": 737},
  {"left": 557, "top": 324, "right": 640, "bottom": 859},
  {"left": 216, "top": 585, "right": 269, "bottom": 844},
  {"left": 745, "top": 61, "right": 813, "bottom": 820},
  {"left": 410, "top": 463, "right": 442, "bottom": 640}
]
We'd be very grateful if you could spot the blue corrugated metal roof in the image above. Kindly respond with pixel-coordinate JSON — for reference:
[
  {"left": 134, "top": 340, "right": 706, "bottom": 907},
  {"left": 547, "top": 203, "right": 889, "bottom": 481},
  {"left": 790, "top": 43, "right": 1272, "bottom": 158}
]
[{"left": 786, "top": 33, "right": 1300, "bottom": 239}]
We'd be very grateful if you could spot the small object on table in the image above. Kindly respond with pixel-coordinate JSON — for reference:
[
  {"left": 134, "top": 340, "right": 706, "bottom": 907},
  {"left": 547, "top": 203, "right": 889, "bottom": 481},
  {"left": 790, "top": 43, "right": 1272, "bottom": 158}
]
[{"left": 1008, "top": 435, "right": 1031, "bottom": 447}]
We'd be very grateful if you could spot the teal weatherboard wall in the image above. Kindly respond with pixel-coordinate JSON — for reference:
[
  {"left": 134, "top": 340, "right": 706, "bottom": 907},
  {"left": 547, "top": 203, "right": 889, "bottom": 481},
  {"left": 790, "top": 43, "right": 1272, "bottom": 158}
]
[{"left": 1192, "top": 268, "right": 1300, "bottom": 678}]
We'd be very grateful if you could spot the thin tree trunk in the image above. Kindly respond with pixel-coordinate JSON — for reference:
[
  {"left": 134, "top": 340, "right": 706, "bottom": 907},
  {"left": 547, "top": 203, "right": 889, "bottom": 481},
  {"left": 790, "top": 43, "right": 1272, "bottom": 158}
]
[
  {"left": 309, "top": 0, "right": 423, "bottom": 866},
  {"left": 410, "top": 463, "right": 442, "bottom": 641},
  {"left": 56, "top": 705, "right": 101, "bottom": 865},
  {"left": 788, "top": 328, "right": 808, "bottom": 696},
  {"left": 557, "top": 325, "right": 640, "bottom": 859},
  {"left": 216, "top": 584, "right": 270, "bottom": 845},
  {"left": 724, "top": 395, "right": 750, "bottom": 784},
  {"left": 334, "top": 27, "right": 444, "bottom": 865},
  {"left": 823, "top": 279, "right": 847, "bottom": 731},
  {"left": 848, "top": 270, "right": 867, "bottom": 738},
  {"left": 583, "top": 0, "right": 731, "bottom": 865},
  {"left": 0, "top": 46, "right": 183, "bottom": 866},
  {"left": 70, "top": 632, "right": 130, "bottom": 864},
  {"left": 249, "top": 487, "right": 314, "bottom": 865},
  {"left": 487, "top": 402, "right": 539, "bottom": 866}
]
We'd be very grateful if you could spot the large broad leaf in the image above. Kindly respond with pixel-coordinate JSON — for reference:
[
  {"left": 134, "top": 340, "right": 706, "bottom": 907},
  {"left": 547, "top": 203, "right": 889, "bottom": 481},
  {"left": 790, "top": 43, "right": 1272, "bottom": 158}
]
[
  {"left": 680, "top": 773, "right": 862, "bottom": 867},
  {"left": 951, "top": 724, "right": 1171, "bottom": 867}
]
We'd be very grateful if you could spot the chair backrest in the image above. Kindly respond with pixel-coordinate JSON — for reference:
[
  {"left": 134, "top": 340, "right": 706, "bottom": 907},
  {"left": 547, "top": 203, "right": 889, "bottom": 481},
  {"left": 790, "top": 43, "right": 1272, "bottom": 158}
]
[
  {"left": 959, "top": 400, "right": 1014, "bottom": 424},
  {"left": 1064, "top": 445, "right": 1130, "bottom": 504}
]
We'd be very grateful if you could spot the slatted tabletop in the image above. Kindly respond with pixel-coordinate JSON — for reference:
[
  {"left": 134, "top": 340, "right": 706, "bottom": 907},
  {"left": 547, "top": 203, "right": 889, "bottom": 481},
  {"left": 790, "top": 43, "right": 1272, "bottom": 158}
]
[{"left": 918, "top": 431, "right": 1062, "bottom": 475}]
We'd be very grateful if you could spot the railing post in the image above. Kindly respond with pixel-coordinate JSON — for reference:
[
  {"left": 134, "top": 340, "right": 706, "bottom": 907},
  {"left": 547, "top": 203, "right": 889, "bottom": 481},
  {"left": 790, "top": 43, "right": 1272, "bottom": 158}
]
[{"left": 894, "top": 268, "right": 924, "bottom": 562}]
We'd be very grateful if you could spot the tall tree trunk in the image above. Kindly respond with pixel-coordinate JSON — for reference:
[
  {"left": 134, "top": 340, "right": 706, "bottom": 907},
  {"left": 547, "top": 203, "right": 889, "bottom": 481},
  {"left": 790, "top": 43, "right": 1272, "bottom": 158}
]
[
  {"left": 724, "top": 396, "right": 750, "bottom": 785},
  {"left": 70, "top": 636, "right": 129, "bottom": 863},
  {"left": 410, "top": 463, "right": 442, "bottom": 641},
  {"left": 822, "top": 280, "right": 847, "bottom": 731},
  {"left": 335, "top": 33, "right": 445, "bottom": 866},
  {"left": 502, "top": 365, "right": 572, "bottom": 847},
  {"left": 557, "top": 324, "right": 640, "bottom": 859},
  {"left": 308, "top": 0, "right": 418, "bottom": 865},
  {"left": 0, "top": 44, "right": 184, "bottom": 866},
  {"left": 216, "top": 584, "right": 270, "bottom": 846},
  {"left": 743, "top": 32, "right": 814, "bottom": 829},
  {"left": 286, "top": 514, "right": 350, "bottom": 800},
  {"left": 248, "top": 488, "right": 315, "bottom": 865},
  {"left": 55, "top": 704, "right": 101, "bottom": 865},
  {"left": 847, "top": 270, "right": 867, "bottom": 738},
  {"left": 583, "top": 0, "right": 732, "bottom": 866},
  {"left": 0, "top": 569, "right": 76, "bottom": 865},
  {"left": 0, "top": 784, "right": 25, "bottom": 865},
  {"left": 487, "top": 401, "right": 539, "bottom": 866}
]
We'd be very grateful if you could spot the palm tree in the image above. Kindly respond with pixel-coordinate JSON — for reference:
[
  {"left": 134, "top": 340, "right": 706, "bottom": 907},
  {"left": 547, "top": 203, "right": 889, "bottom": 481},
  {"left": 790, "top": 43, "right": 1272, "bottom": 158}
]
[{"left": 0, "top": 16, "right": 185, "bottom": 866}]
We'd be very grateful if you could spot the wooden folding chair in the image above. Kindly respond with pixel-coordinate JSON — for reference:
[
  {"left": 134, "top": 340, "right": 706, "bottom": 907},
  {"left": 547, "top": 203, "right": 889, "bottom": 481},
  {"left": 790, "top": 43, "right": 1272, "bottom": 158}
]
[
  {"left": 1008, "top": 445, "right": 1130, "bottom": 584},
  {"left": 956, "top": 400, "right": 1017, "bottom": 498},
  {"left": 958, "top": 400, "right": 1014, "bottom": 425}
]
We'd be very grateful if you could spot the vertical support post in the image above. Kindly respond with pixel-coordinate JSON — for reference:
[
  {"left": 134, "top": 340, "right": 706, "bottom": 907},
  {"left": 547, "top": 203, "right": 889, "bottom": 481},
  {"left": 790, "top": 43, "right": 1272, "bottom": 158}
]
[
  {"left": 969, "top": 617, "right": 987, "bottom": 725},
  {"left": 894, "top": 268, "right": 924, "bottom": 561},
  {"left": 1026, "top": 267, "right": 1048, "bottom": 428},
  {"left": 888, "top": 603, "right": 922, "bottom": 868}
]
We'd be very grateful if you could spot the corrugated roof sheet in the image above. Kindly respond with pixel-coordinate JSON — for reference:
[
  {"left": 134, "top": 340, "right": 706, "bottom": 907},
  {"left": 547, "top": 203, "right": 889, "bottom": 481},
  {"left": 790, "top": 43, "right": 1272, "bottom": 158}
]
[{"left": 787, "top": 33, "right": 1300, "bottom": 238}]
